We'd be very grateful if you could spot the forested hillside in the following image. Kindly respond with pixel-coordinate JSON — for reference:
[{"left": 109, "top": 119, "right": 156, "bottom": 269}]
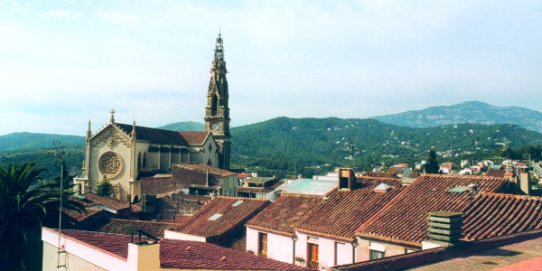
[
  {"left": 230, "top": 117, "right": 542, "bottom": 177},
  {"left": 2, "top": 117, "right": 542, "bottom": 179}
]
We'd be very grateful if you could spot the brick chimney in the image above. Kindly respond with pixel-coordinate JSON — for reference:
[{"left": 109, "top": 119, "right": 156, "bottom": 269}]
[{"left": 338, "top": 168, "right": 356, "bottom": 190}]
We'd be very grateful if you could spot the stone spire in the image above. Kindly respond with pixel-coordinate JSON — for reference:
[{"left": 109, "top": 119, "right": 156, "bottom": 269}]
[
  {"left": 204, "top": 32, "right": 231, "bottom": 169},
  {"left": 86, "top": 120, "right": 92, "bottom": 139}
]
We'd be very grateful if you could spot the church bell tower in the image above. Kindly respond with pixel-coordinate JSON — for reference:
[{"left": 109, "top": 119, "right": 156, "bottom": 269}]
[{"left": 205, "top": 33, "right": 231, "bottom": 169}]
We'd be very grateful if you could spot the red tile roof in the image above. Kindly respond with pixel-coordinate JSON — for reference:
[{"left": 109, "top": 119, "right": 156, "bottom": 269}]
[
  {"left": 246, "top": 194, "right": 324, "bottom": 236},
  {"left": 91, "top": 218, "right": 186, "bottom": 238},
  {"left": 64, "top": 207, "right": 103, "bottom": 222},
  {"left": 179, "top": 131, "right": 209, "bottom": 145},
  {"left": 71, "top": 193, "right": 134, "bottom": 213},
  {"left": 463, "top": 193, "right": 542, "bottom": 241},
  {"left": 174, "top": 163, "right": 235, "bottom": 177},
  {"left": 356, "top": 174, "right": 506, "bottom": 247},
  {"left": 160, "top": 239, "right": 308, "bottom": 270},
  {"left": 486, "top": 169, "right": 506, "bottom": 177},
  {"left": 177, "top": 197, "right": 269, "bottom": 238},
  {"left": 296, "top": 177, "right": 405, "bottom": 241},
  {"left": 57, "top": 229, "right": 308, "bottom": 270}
]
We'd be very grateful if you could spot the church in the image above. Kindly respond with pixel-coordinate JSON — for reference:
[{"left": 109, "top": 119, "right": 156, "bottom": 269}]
[{"left": 74, "top": 34, "right": 231, "bottom": 202}]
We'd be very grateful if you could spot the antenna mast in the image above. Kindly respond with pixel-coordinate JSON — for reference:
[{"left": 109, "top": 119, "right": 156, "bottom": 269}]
[{"left": 54, "top": 141, "right": 67, "bottom": 270}]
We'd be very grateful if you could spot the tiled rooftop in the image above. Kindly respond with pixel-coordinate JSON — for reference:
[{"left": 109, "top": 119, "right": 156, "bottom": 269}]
[
  {"left": 71, "top": 193, "right": 137, "bottom": 213},
  {"left": 246, "top": 194, "right": 324, "bottom": 236},
  {"left": 296, "top": 177, "right": 405, "bottom": 241},
  {"left": 463, "top": 193, "right": 542, "bottom": 241},
  {"left": 356, "top": 174, "right": 506, "bottom": 247},
  {"left": 174, "top": 163, "right": 236, "bottom": 177},
  {"left": 179, "top": 131, "right": 209, "bottom": 145},
  {"left": 90, "top": 218, "right": 186, "bottom": 238},
  {"left": 177, "top": 197, "right": 269, "bottom": 238},
  {"left": 57, "top": 229, "right": 308, "bottom": 270},
  {"left": 333, "top": 230, "right": 542, "bottom": 271}
]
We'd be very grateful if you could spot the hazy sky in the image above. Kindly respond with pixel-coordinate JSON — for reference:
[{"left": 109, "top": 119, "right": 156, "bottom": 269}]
[{"left": 1, "top": 1, "right": 541, "bottom": 135}]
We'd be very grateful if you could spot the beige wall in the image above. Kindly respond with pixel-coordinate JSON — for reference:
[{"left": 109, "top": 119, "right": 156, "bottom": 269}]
[
  {"left": 356, "top": 238, "right": 420, "bottom": 262},
  {"left": 43, "top": 242, "right": 107, "bottom": 271}
]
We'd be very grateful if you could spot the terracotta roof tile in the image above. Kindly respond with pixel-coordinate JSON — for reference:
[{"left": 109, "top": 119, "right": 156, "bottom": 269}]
[
  {"left": 179, "top": 131, "right": 209, "bottom": 145},
  {"left": 174, "top": 163, "right": 235, "bottom": 177},
  {"left": 177, "top": 197, "right": 269, "bottom": 238},
  {"left": 57, "top": 229, "right": 308, "bottom": 270},
  {"left": 463, "top": 193, "right": 542, "bottom": 241},
  {"left": 486, "top": 169, "right": 506, "bottom": 177},
  {"left": 71, "top": 193, "right": 132, "bottom": 212},
  {"left": 91, "top": 218, "right": 186, "bottom": 238},
  {"left": 64, "top": 207, "right": 103, "bottom": 222},
  {"left": 296, "top": 177, "right": 405, "bottom": 241},
  {"left": 356, "top": 174, "right": 506, "bottom": 247},
  {"left": 246, "top": 194, "right": 324, "bottom": 236}
]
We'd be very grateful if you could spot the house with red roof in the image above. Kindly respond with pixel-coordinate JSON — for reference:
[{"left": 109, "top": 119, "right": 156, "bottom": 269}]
[
  {"left": 293, "top": 174, "right": 405, "bottom": 269},
  {"left": 42, "top": 227, "right": 308, "bottom": 271},
  {"left": 245, "top": 194, "right": 325, "bottom": 265},
  {"left": 332, "top": 192, "right": 542, "bottom": 271},
  {"left": 164, "top": 196, "right": 269, "bottom": 251},
  {"left": 354, "top": 174, "right": 507, "bottom": 262}
]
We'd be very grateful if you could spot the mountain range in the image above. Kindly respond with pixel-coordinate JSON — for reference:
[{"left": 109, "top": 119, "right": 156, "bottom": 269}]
[{"left": 373, "top": 101, "right": 542, "bottom": 133}]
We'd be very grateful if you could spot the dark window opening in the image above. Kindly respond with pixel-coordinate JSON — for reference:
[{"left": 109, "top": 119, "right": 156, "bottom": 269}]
[
  {"left": 369, "top": 250, "right": 385, "bottom": 260},
  {"left": 211, "top": 94, "right": 219, "bottom": 116}
]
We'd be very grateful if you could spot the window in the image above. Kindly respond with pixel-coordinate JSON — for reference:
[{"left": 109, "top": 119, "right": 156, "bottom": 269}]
[
  {"left": 307, "top": 243, "right": 319, "bottom": 269},
  {"left": 258, "top": 232, "right": 268, "bottom": 257},
  {"left": 208, "top": 213, "right": 223, "bottom": 221},
  {"left": 369, "top": 250, "right": 385, "bottom": 260}
]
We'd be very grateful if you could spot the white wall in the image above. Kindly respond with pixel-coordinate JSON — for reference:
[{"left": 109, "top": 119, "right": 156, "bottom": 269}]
[
  {"left": 246, "top": 227, "right": 295, "bottom": 264},
  {"left": 164, "top": 230, "right": 207, "bottom": 242},
  {"left": 295, "top": 232, "right": 354, "bottom": 269}
]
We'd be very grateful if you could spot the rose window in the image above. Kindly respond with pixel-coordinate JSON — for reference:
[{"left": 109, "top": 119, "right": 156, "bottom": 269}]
[{"left": 99, "top": 151, "right": 123, "bottom": 178}]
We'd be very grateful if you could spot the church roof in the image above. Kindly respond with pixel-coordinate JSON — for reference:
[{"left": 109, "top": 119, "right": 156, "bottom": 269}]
[
  {"left": 115, "top": 123, "right": 188, "bottom": 146},
  {"left": 179, "top": 131, "right": 209, "bottom": 145}
]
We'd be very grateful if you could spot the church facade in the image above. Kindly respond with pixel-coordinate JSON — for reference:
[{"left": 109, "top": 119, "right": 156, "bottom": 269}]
[{"left": 74, "top": 34, "right": 231, "bottom": 202}]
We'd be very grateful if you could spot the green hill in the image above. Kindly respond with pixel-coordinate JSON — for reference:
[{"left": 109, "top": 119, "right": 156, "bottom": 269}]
[
  {"left": 230, "top": 117, "right": 542, "bottom": 177},
  {"left": 373, "top": 101, "right": 542, "bottom": 133},
  {"left": 0, "top": 132, "right": 84, "bottom": 151},
  {"left": 158, "top": 121, "right": 204, "bottom": 131}
]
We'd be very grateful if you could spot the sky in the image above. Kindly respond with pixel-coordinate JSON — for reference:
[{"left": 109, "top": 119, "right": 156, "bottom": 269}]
[{"left": 0, "top": 0, "right": 541, "bottom": 136}]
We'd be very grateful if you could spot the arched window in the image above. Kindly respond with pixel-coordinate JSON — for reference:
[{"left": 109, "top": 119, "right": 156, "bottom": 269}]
[
  {"left": 138, "top": 153, "right": 142, "bottom": 168},
  {"left": 143, "top": 153, "right": 147, "bottom": 167},
  {"left": 211, "top": 94, "right": 219, "bottom": 116}
]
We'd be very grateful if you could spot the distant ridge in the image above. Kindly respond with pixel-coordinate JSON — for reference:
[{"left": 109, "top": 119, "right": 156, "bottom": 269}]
[
  {"left": 158, "top": 121, "right": 204, "bottom": 132},
  {"left": 0, "top": 132, "right": 84, "bottom": 151},
  {"left": 372, "top": 101, "right": 542, "bottom": 133}
]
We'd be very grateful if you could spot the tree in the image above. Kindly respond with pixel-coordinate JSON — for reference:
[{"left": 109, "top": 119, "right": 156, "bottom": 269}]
[
  {"left": 96, "top": 175, "right": 113, "bottom": 197},
  {"left": 424, "top": 150, "right": 440, "bottom": 174},
  {"left": 0, "top": 162, "right": 83, "bottom": 271}
]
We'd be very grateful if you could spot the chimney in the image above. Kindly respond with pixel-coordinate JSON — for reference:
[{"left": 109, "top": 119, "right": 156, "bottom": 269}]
[
  {"left": 519, "top": 172, "right": 531, "bottom": 195},
  {"left": 422, "top": 211, "right": 463, "bottom": 250},
  {"left": 338, "top": 168, "right": 356, "bottom": 190},
  {"left": 127, "top": 242, "right": 160, "bottom": 271}
]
